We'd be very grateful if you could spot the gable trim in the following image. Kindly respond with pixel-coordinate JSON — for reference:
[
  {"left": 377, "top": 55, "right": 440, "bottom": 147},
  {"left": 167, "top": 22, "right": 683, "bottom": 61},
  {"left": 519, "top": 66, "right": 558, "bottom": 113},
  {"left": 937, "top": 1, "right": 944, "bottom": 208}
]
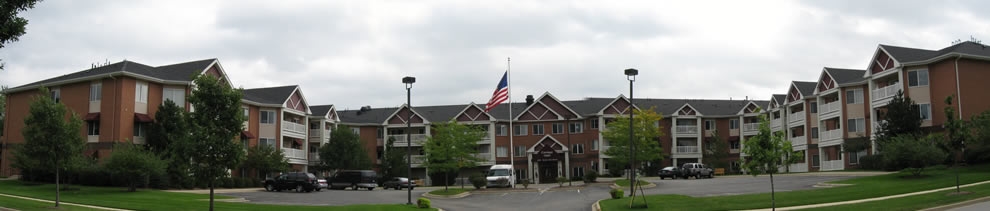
[{"left": 525, "top": 135, "right": 570, "bottom": 153}]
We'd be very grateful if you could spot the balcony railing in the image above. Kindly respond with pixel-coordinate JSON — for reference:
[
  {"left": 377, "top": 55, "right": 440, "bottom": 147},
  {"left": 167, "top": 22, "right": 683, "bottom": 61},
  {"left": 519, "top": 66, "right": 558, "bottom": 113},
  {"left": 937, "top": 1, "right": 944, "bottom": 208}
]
[
  {"left": 282, "top": 148, "right": 306, "bottom": 160},
  {"left": 675, "top": 146, "right": 699, "bottom": 154},
  {"left": 675, "top": 125, "right": 698, "bottom": 134},
  {"left": 309, "top": 129, "right": 329, "bottom": 138},
  {"left": 743, "top": 123, "right": 760, "bottom": 133},
  {"left": 788, "top": 163, "right": 808, "bottom": 173},
  {"left": 282, "top": 121, "right": 307, "bottom": 136},
  {"left": 872, "top": 82, "right": 901, "bottom": 102},
  {"left": 820, "top": 160, "right": 844, "bottom": 171},
  {"left": 819, "top": 101, "right": 840, "bottom": 115},
  {"left": 821, "top": 129, "right": 842, "bottom": 141},
  {"left": 410, "top": 155, "right": 426, "bottom": 164},
  {"left": 389, "top": 134, "right": 428, "bottom": 145},
  {"left": 790, "top": 136, "right": 806, "bottom": 146},
  {"left": 474, "top": 153, "right": 492, "bottom": 161},
  {"left": 771, "top": 118, "right": 783, "bottom": 128},
  {"left": 308, "top": 153, "right": 320, "bottom": 164},
  {"left": 787, "top": 111, "right": 805, "bottom": 124}
]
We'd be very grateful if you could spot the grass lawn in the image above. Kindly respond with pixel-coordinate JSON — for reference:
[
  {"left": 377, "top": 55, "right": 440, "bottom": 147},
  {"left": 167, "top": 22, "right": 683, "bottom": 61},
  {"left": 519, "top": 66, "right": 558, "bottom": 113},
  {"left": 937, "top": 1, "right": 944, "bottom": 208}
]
[
  {"left": 613, "top": 179, "right": 652, "bottom": 187},
  {"left": 0, "top": 194, "right": 103, "bottom": 211},
  {"left": 799, "top": 182, "right": 990, "bottom": 211},
  {"left": 601, "top": 164, "right": 990, "bottom": 211},
  {"left": 428, "top": 188, "right": 469, "bottom": 196},
  {"left": 0, "top": 180, "right": 435, "bottom": 211}
]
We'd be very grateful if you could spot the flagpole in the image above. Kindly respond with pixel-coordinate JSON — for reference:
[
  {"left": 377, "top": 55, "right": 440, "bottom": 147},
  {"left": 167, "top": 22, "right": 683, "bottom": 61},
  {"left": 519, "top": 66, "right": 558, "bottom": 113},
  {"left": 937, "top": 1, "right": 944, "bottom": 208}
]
[{"left": 507, "top": 57, "right": 515, "bottom": 188}]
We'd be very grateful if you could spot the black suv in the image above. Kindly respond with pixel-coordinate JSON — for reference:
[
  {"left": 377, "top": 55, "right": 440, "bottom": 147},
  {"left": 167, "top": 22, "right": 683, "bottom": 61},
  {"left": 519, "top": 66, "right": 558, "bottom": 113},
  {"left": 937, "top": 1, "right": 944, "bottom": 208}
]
[
  {"left": 328, "top": 170, "right": 377, "bottom": 190},
  {"left": 264, "top": 172, "right": 319, "bottom": 192}
]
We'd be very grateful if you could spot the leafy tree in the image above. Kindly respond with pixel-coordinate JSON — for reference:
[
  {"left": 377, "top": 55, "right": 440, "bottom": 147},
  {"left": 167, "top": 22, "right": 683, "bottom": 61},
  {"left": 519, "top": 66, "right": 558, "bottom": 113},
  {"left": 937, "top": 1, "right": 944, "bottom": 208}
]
[
  {"left": 875, "top": 90, "right": 922, "bottom": 152},
  {"left": 13, "top": 87, "right": 85, "bottom": 207},
  {"left": 1, "top": 0, "right": 42, "bottom": 70},
  {"left": 242, "top": 145, "right": 289, "bottom": 179},
  {"left": 423, "top": 120, "right": 484, "bottom": 191},
  {"left": 146, "top": 99, "right": 193, "bottom": 188},
  {"left": 741, "top": 112, "right": 803, "bottom": 210},
  {"left": 378, "top": 137, "right": 408, "bottom": 182},
  {"left": 703, "top": 130, "right": 729, "bottom": 169},
  {"left": 882, "top": 134, "right": 947, "bottom": 177},
  {"left": 187, "top": 75, "right": 245, "bottom": 211},
  {"left": 319, "top": 127, "right": 371, "bottom": 173},
  {"left": 602, "top": 108, "right": 665, "bottom": 173},
  {"left": 942, "top": 95, "right": 968, "bottom": 193},
  {"left": 966, "top": 111, "right": 990, "bottom": 164},
  {"left": 104, "top": 144, "right": 167, "bottom": 192}
]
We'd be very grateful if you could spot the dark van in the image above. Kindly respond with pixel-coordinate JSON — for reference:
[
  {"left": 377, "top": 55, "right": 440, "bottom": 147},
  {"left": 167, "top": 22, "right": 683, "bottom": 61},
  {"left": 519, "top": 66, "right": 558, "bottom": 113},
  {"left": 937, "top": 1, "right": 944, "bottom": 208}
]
[
  {"left": 328, "top": 170, "right": 377, "bottom": 190},
  {"left": 264, "top": 172, "right": 319, "bottom": 192}
]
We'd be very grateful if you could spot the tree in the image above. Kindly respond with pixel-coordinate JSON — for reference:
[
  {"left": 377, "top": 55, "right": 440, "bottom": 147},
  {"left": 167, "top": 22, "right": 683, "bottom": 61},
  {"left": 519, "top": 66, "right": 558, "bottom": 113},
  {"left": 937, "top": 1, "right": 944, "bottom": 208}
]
[
  {"left": 13, "top": 87, "right": 85, "bottom": 207},
  {"left": 379, "top": 137, "right": 408, "bottom": 182},
  {"left": 741, "top": 112, "right": 803, "bottom": 211},
  {"left": 422, "top": 120, "right": 484, "bottom": 191},
  {"left": 966, "top": 111, "right": 990, "bottom": 164},
  {"left": 186, "top": 75, "right": 245, "bottom": 211},
  {"left": 243, "top": 145, "right": 289, "bottom": 179},
  {"left": 602, "top": 108, "right": 665, "bottom": 172},
  {"left": 875, "top": 90, "right": 922, "bottom": 152},
  {"left": 881, "top": 134, "right": 947, "bottom": 177},
  {"left": 703, "top": 130, "right": 729, "bottom": 170},
  {"left": 1, "top": 0, "right": 42, "bottom": 70},
  {"left": 146, "top": 99, "right": 193, "bottom": 188},
  {"left": 942, "top": 95, "right": 968, "bottom": 192},
  {"left": 318, "top": 127, "right": 371, "bottom": 173},
  {"left": 104, "top": 144, "right": 167, "bottom": 192}
]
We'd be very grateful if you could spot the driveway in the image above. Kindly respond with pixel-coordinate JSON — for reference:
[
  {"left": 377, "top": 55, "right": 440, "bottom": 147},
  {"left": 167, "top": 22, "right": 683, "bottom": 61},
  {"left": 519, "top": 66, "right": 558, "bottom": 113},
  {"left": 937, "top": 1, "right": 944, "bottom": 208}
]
[{"left": 221, "top": 187, "right": 435, "bottom": 206}]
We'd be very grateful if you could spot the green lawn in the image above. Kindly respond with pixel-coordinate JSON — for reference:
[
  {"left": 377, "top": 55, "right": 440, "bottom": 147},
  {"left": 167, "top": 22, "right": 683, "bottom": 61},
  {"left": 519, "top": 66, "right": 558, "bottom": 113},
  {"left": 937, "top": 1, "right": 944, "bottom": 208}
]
[
  {"left": 613, "top": 179, "right": 652, "bottom": 187},
  {"left": 0, "top": 194, "right": 103, "bottom": 211},
  {"left": 601, "top": 164, "right": 990, "bottom": 211},
  {"left": 799, "top": 182, "right": 990, "bottom": 211},
  {"left": 0, "top": 180, "right": 435, "bottom": 211},
  {"left": 428, "top": 188, "right": 469, "bottom": 196}
]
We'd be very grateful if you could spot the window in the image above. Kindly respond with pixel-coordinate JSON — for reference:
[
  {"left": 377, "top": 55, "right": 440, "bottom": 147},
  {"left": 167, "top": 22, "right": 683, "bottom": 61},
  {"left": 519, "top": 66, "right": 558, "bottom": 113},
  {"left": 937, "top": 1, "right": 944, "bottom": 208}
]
[
  {"left": 50, "top": 88, "right": 61, "bottom": 103},
  {"left": 133, "top": 123, "right": 146, "bottom": 137},
  {"left": 569, "top": 122, "right": 583, "bottom": 134},
  {"left": 532, "top": 124, "right": 545, "bottom": 135},
  {"left": 908, "top": 69, "right": 929, "bottom": 86},
  {"left": 704, "top": 120, "right": 715, "bottom": 130},
  {"left": 496, "top": 125, "right": 508, "bottom": 136},
  {"left": 729, "top": 119, "right": 739, "bottom": 129},
  {"left": 850, "top": 151, "right": 860, "bottom": 164},
  {"left": 496, "top": 146, "right": 508, "bottom": 157},
  {"left": 514, "top": 145, "right": 526, "bottom": 157},
  {"left": 259, "top": 138, "right": 276, "bottom": 148},
  {"left": 915, "top": 104, "right": 932, "bottom": 120},
  {"left": 573, "top": 167, "right": 585, "bottom": 178},
  {"left": 90, "top": 83, "right": 102, "bottom": 101},
  {"left": 846, "top": 89, "right": 864, "bottom": 104},
  {"left": 730, "top": 141, "right": 740, "bottom": 150},
  {"left": 847, "top": 118, "right": 866, "bottom": 133},
  {"left": 515, "top": 169, "right": 527, "bottom": 180},
  {"left": 513, "top": 124, "right": 528, "bottom": 136},
  {"left": 572, "top": 144, "right": 584, "bottom": 154},
  {"left": 242, "top": 107, "right": 249, "bottom": 120},
  {"left": 811, "top": 127, "right": 819, "bottom": 139},
  {"left": 351, "top": 127, "right": 360, "bottom": 135},
  {"left": 377, "top": 128, "right": 384, "bottom": 139},
  {"left": 552, "top": 123, "right": 564, "bottom": 134},
  {"left": 591, "top": 119, "right": 599, "bottom": 129},
  {"left": 260, "top": 110, "right": 275, "bottom": 124},
  {"left": 810, "top": 102, "right": 818, "bottom": 113},
  {"left": 87, "top": 121, "right": 100, "bottom": 136},
  {"left": 592, "top": 140, "right": 599, "bottom": 150},
  {"left": 135, "top": 82, "right": 148, "bottom": 103},
  {"left": 812, "top": 155, "right": 820, "bottom": 167},
  {"left": 591, "top": 161, "right": 598, "bottom": 171},
  {"left": 163, "top": 88, "right": 185, "bottom": 106}
]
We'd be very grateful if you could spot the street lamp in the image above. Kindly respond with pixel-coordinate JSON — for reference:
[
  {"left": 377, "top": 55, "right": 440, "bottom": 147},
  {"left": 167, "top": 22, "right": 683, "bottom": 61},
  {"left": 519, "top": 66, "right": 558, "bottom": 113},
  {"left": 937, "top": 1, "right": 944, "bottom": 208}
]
[
  {"left": 402, "top": 76, "right": 415, "bottom": 205},
  {"left": 624, "top": 68, "right": 638, "bottom": 196}
]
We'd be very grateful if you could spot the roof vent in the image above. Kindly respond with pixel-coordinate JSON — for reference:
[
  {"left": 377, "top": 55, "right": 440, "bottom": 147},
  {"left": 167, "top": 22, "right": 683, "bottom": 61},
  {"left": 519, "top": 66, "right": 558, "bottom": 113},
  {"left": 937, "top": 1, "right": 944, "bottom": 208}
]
[{"left": 357, "top": 106, "right": 372, "bottom": 115}]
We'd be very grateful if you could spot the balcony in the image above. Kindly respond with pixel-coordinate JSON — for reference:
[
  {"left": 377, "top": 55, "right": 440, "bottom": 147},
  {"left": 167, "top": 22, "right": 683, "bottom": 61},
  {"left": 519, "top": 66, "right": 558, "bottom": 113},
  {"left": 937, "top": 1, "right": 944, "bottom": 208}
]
[
  {"left": 820, "top": 160, "right": 844, "bottom": 171},
  {"left": 282, "top": 121, "right": 307, "bottom": 137},
  {"left": 675, "top": 146, "right": 699, "bottom": 154},
  {"left": 787, "top": 111, "right": 805, "bottom": 124},
  {"left": 788, "top": 163, "right": 808, "bottom": 173},
  {"left": 308, "top": 153, "right": 320, "bottom": 165},
  {"left": 742, "top": 123, "right": 760, "bottom": 133},
  {"left": 872, "top": 82, "right": 901, "bottom": 102},
  {"left": 790, "top": 136, "right": 806, "bottom": 146},
  {"left": 675, "top": 125, "right": 698, "bottom": 135},
  {"left": 282, "top": 148, "right": 306, "bottom": 160},
  {"left": 389, "top": 134, "right": 428, "bottom": 146},
  {"left": 771, "top": 118, "right": 783, "bottom": 128},
  {"left": 819, "top": 101, "right": 841, "bottom": 115},
  {"left": 477, "top": 135, "right": 493, "bottom": 144},
  {"left": 410, "top": 155, "right": 426, "bottom": 164},
  {"left": 820, "top": 129, "right": 842, "bottom": 141},
  {"left": 309, "top": 129, "right": 330, "bottom": 138}
]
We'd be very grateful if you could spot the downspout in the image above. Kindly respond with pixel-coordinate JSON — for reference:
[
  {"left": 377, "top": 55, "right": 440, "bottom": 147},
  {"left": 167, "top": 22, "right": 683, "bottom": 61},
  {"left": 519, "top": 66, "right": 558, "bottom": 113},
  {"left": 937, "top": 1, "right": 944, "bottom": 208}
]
[
  {"left": 110, "top": 73, "right": 118, "bottom": 150},
  {"left": 954, "top": 55, "right": 963, "bottom": 119}
]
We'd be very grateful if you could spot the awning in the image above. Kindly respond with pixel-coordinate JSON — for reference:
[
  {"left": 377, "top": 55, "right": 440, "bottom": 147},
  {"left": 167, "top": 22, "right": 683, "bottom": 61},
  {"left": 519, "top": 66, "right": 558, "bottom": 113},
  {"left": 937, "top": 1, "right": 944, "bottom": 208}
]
[
  {"left": 84, "top": 113, "right": 100, "bottom": 121},
  {"left": 241, "top": 131, "right": 256, "bottom": 139},
  {"left": 134, "top": 113, "right": 154, "bottom": 123}
]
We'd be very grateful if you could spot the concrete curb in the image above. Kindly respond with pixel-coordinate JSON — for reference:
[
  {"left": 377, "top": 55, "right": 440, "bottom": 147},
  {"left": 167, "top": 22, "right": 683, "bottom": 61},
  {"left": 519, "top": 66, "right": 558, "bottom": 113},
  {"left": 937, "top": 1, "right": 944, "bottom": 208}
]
[
  {"left": 0, "top": 193, "right": 131, "bottom": 211},
  {"left": 812, "top": 182, "right": 853, "bottom": 188},
  {"left": 591, "top": 199, "right": 603, "bottom": 211},
  {"left": 741, "top": 180, "right": 990, "bottom": 211},
  {"left": 920, "top": 196, "right": 990, "bottom": 211},
  {"left": 422, "top": 191, "right": 471, "bottom": 199},
  {"left": 609, "top": 182, "right": 656, "bottom": 190}
]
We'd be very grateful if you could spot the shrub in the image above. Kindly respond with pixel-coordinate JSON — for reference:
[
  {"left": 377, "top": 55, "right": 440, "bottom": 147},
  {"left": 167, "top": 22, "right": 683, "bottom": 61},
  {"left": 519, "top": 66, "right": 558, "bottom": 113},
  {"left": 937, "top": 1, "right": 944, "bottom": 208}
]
[
  {"left": 607, "top": 167, "right": 623, "bottom": 177},
  {"left": 882, "top": 134, "right": 949, "bottom": 176},
  {"left": 417, "top": 197, "right": 431, "bottom": 208},
  {"left": 521, "top": 179, "right": 530, "bottom": 189},
  {"left": 469, "top": 173, "right": 486, "bottom": 189},
  {"left": 556, "top": 176, "right": 567, "bottom": 187},
  {"left": 583, "top": 170, "right": 598, "bottom": 183},
  {"left": 223, "top": 177, "right": 235, "bottom": 188},
  {"left": 857, "top": 154, "right": 884, "bottom": 170},
  {"left": 495, "top": 177, "right": 509, "bottom": 187},
  {"left": 609, "top": 188, "right": 624, "bottom": 199}
]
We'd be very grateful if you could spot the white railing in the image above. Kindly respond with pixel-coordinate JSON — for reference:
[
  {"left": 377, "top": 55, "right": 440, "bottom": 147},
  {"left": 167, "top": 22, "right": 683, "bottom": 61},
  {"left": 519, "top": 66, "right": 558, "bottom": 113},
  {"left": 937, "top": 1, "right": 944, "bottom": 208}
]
[
  {"left": 309, "top": 129, "right": 329, "bottom": 138},
  {"left": 474, "top": 153, "right": 492, "bottom": 161},
  {"left": 788, "top": 111, "right": 805, "bottom": 124},
  {"left": 410, "top": 155, "right": 426, "bottom": 164},
  {"left": 477, "top": 135, "right": 493, "bottom": 144},
  {"left": 790, "top": 136, "right": 806, "bottom": 146},
  {"left": 743, "top": 123, "right": 760, "bottom": 133},
  {"left": 820, "top": 160, "right": 844, "bottom": 171},
  {"left": 675, "top": 125, "right": 698, "bottom": 134},
  {"left": 819, "top": 101, "right": 841, "bottom": 115},
  {"left": 788, "top": 163, "right": 808, "bottom": 173},
  {"left": 871, "top": 82, "right": 901, "bottom": 102},
  {"left": 282, "top": 121, "right": 307, "bottom": 136},
  {"left": 308, "top": 153, "right": 320, "bottom": 163},
  {"left": 389, "top": 134, "right": 428, "bottom": 145},
  {"left": 675, "top": 146, "right": 699, "bottom": 154},
  {"left": 821, "top": 129, "right": 842, "bottom": 141},
  {"left": 771, "top": 118, "right": 783, "bottom": 128},
  {"left": 282, "top": 148, "right": 306, "bottom": 159}
]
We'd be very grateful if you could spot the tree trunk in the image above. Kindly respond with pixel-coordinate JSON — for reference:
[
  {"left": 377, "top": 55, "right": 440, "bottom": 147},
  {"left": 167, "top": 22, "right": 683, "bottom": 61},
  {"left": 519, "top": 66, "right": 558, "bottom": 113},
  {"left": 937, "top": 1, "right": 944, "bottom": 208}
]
[
  {"left": 445, "top": 171, "right": 449, "bottom": 192},
  {"left": 770, "top": 172, "right": 775, "bottom": 211},
  {"left": 209, "top": 180, "right": 215, "bottom": 211},
  {"left": 56, "top": 166, "right": 60, "bottom": 208}
]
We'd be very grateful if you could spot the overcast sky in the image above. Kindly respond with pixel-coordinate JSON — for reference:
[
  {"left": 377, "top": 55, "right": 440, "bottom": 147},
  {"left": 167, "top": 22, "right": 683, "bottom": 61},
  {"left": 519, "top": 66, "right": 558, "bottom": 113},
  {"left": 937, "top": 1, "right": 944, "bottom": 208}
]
[{"left": 2, "top": 0, "right": 989, "bottom": 110}]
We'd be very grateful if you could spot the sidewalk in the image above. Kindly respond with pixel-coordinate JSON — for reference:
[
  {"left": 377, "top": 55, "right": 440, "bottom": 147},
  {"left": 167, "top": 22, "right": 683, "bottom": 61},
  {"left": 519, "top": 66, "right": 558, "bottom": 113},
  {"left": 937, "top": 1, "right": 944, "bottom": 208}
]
[
  {"left": 0, "top": 193, "right": 131, "bottom": 211},
  {"left": 164, "top": 187, "right": 264, "bottom": 194},
  {"left": 741, "top": 180, "right": 990, "bottom": 211}
]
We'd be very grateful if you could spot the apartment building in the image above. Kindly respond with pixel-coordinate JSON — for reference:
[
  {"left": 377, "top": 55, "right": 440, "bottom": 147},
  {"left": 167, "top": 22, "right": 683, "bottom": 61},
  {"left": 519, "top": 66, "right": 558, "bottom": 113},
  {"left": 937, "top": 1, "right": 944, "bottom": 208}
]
[
  {"left": 240, "top": 85, "right": 314, "bottom": 173},
  {"left": 813, "top": 68, "right": 871, "bottom": 171}
]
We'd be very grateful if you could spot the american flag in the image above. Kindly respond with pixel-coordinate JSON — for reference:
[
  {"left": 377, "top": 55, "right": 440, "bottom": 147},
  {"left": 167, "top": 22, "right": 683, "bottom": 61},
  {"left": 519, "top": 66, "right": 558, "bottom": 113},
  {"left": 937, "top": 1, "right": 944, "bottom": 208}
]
[{"left": 485, "top": 71, "right": 509, "bottom": 112}]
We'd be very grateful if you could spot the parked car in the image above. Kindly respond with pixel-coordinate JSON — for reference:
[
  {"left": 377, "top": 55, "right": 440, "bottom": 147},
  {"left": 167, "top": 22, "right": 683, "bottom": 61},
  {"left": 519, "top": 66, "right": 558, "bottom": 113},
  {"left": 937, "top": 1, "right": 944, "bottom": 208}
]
[
  {"left": 486, "top": 164, "right": 515, "bottom": 188},
  {"left": 328, "top": 170, "right": 377, "bottom": 190},
  {"left": 382, "top": 177, "right": 417, "bottom": 190},
  {"left": 316, "top": 179, "right": 328, "bottom": 191},
  {"left": 681, "top": 163, "right": 714, "bottom": 179},
  {"left": 264, "top": 172, "right": 319, "bottom": 192},
  {"left": 658, "top": 166, "right": 683, "bottom": 180}
]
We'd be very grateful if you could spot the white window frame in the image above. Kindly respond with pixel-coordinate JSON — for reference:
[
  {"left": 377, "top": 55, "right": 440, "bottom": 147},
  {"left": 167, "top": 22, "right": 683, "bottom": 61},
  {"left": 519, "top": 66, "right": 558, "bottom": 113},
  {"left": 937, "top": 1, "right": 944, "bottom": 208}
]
[
  {"left": 847, "top": 118, "right": 866, "bottom": 133},
  {"left": 729, "top": 119, "right": 739, "bottom": 129},
  {"left": 162, "top": 87, "right": 185, "bottom": 107},
  {"left": 918, "top": 103, "right": 932, "bottom": 120},
  {"left": 810, "top": 102, "right": 818, "bottom": 113},
  {"left": 532, "top": 124, "right": 545, "bottom": 135},
  {"left": 592, "top": 140, "right": 599, "bottom": 150},
  {"left": 513, "top": 124, "right": 528, "bottom": 136},
  {"left": 351, "top": 127, "right": 361, "bottom": 136},
  {"left": 87, "top": 121, "right": 100, "bottom": 136},
  {"left": 514, "top": 145, "right": 526, "bottom": 157},
  {"left": 51, "top": 88, "right": 61, "bottom": 103},
  {"left": 133, "top": 122, "right": 146, "bottom": 137},
  {"left": 590, "top": 119, "right": 599, "bottom": 129},
  {"left": 552, "top": 123, "right": 564, "bottom": 134},
  {"left": 259, "top": 138, "right": 276, "bottom": 148},
  {"left": 569, "top": 122, "right": 583, "bottom": 134},
  {"left": 908, "top": 69, "right": 929, "bottom": 87},
  {"left": 135, "top": 82, "right": 148, "bottom": 103},
  {"left": 90, "top": 82, "right": 102, "bottom": 101},
  {"left": 573, "top": 167, "right": 585, "bottom": 178},
  {"left": 811, "top": 127, "right": 819, "bottom": 139},
  {"left": 496, "top": 146, "right": 508, "bottom": 157},
  {"left": 572, "top": 144, "right": 584, "bottom": 154},
  {"left": 704, "top": 120, "right": 715, "bottom": 130},
  {"left": 242, "top": 107, "right": 249, "bottom": 119},
  {"left": 496, "top": 125, "right": 508, "bottom": 136},
  {"left": 846, "top": 89, "right": 864, "bottom": 104},
  {"left": 260, "top": 110, "right": 276, "bottom": 124}
]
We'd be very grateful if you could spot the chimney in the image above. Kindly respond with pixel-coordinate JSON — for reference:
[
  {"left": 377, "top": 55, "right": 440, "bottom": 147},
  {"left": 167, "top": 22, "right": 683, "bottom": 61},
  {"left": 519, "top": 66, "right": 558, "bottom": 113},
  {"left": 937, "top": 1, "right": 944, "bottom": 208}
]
[{"left": 526, "top": 95, "right": 535, "bottom": 106}]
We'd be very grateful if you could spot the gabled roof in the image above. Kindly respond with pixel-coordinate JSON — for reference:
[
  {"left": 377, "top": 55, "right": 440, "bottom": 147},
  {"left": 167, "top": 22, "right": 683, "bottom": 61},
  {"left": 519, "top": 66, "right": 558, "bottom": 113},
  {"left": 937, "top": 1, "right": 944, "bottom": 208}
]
[
  {"left": 824, "top": 67, "right": 866, "bottom": 85},
  {"left": 675, "top": 103, "right": 702, "bottom": 116},
  {"left": 793, "top": 81, "right": 817, "bottom": 96},
  {"left": 310, "top": 105, "right": 334, "bottom": 117},
  {"left": 632, "top": 98, "right": 755, "bottom": 116},
  {"left": 564, "top": 98, "right": 615, "bottom": 116},
  {"left": 242, "top": 85, "right": 298, "bottom": 105},
  {"left": 880, "top": 41, "right": 990, "bottom": 64},
  {"left": 407, "top": 104, "right": 473, "bottom": 122},
  {"left": 338, "top": 107, "right": 397, "bottom": 125},
  {"left": 8, "top": 59, "right": 217, "bottom": 93},
  {"left": 771, "top": 94, "right": 786, "bottom": 106}
]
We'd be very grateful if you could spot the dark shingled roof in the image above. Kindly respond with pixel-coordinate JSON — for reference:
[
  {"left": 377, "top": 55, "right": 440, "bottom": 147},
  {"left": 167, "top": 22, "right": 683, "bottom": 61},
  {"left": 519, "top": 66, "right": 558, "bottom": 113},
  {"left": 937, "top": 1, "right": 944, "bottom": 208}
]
[
  {"left": 242, "top": 85, "right": 297, "bottom": 105},
  {"left": 772, "top": 94, "right": 786, "bottom": 105},
  {"left": 881, "top": 41, "right": 990, "bottom": 63},
  {"left": 563, "top": 98, "right": 617, "bottom": 116},
  {"left": 150, "top": 59, "right": 217, "bottom": 81},
  {"left": 338, "top": 107, "right": 398, "bottom": 124},
  {"left": 10, "top": 59, "right": 216, "bottom": 91},
  {"left": 412, "top": 104, "right": 477, "bottom": 122},
  {"left": 309, "top": 105, "right": 334, "bottom": 116},
  {"left": 824, "top": 68, "right": 867, "bottom": 85},
  {"left": 793, "top": 81, "right": 817, "bottom": 96}
]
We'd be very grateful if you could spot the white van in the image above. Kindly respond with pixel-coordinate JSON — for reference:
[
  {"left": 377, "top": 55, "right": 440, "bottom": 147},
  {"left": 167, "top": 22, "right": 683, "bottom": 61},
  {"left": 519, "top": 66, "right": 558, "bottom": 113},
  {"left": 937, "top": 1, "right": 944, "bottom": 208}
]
[{"left": 486, "top": 165, "right": 515, "bottom": 188}]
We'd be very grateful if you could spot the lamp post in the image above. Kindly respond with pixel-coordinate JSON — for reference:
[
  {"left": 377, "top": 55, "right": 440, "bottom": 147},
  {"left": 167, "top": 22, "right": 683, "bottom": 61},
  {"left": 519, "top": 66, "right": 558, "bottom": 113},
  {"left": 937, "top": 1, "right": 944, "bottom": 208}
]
[
  {"left": 402, "top": 76, "right": 415, "bottom": 205},
  {"left": 624, "top": 68, "right": 638, "bottom": 196}
]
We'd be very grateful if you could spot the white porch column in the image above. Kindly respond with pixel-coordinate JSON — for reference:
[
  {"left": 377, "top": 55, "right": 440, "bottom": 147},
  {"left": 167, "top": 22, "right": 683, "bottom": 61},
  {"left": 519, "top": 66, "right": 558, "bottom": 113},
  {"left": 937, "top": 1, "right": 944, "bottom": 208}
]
[
  {"left": 528, "top": 153, "right": 535, "bottom": 184},
  {"left": 564, "top": 153, "right": 571, "bottom": 180}
]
